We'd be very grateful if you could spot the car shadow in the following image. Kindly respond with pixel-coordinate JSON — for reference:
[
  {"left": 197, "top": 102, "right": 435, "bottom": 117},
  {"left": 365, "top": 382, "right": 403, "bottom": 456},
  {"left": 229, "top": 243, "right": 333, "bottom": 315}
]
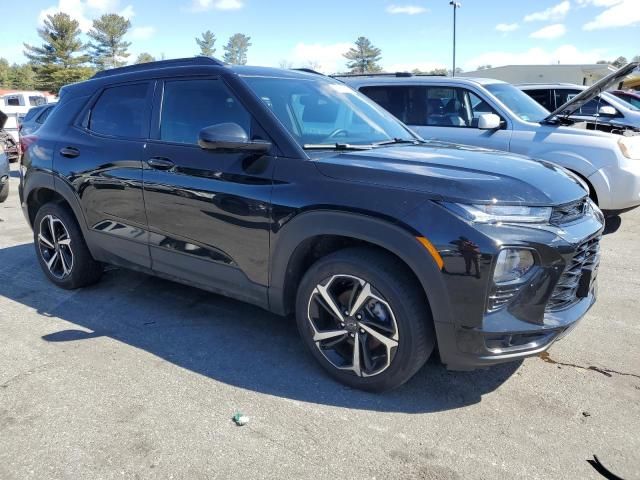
[{"left": 0, "top": 242, "right": 519, "bottom": 414}]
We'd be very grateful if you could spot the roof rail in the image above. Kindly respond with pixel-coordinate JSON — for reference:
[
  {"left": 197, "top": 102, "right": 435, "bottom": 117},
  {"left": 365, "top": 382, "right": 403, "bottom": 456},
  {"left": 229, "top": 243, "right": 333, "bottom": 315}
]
[
  {"left": 331, "top": 72, "right": 449, "bottom": 78},
  {"left": 292, "top": 68, "right": 325, "bottom": 76},
  {"left": 91, "top": 56, "right": 225, "bottom": 79}
]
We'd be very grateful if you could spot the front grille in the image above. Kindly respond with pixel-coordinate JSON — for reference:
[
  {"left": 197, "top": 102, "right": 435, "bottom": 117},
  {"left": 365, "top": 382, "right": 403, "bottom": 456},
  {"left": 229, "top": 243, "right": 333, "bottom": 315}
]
[
  {"left": 550, "top": 197, "right": 588, "bottom": 225},
  {"left": 546, "top": 235, "right": 601, "bottom": 312}
]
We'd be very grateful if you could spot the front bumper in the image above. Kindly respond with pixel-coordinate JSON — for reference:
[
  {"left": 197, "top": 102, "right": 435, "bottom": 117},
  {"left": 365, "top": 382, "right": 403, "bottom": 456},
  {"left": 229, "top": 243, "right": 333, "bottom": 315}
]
[
  {"left": 436, "top": 288, "right": 596, "bottom": 370},
  {"left": 426, "top": 206, "right": 604, "bottom": 371},
  {"left": 588, "top": 160, "right": 640, "bottom": 213}
]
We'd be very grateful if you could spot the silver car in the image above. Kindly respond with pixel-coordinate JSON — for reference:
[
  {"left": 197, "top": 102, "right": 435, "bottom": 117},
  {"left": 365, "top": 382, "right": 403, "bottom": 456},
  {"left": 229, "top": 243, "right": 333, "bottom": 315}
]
[
  {"left": 518, "top": 83, "right": 640, "bottom": 135},
  {"left": 338, "top": 63, "right": 640, "bottom": 215}
]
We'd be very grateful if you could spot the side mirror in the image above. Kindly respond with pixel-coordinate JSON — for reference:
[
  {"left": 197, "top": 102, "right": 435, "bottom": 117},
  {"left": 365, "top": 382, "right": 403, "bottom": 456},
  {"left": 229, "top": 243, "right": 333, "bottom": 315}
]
[
  {"left": 198, "top": 123, "right": 271, "bottom": 152},
  {"left": 598, "top": 105, "right": 617, "bottom": 117},
  {"left": 477, "top": 113, "right": 502, "bottom": 130}
]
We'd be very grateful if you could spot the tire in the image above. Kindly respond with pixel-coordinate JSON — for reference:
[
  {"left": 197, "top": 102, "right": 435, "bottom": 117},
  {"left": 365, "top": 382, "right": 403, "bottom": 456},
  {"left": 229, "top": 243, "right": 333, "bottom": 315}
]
[
  {"left": 295, "top": 247, "right": 435, "bottom": 392},
  {"left": 33, "top": 202, "right": 103, "bottom": 289},
  {"left": 0, "top": 181, "right": 8, "bottom": 203}
]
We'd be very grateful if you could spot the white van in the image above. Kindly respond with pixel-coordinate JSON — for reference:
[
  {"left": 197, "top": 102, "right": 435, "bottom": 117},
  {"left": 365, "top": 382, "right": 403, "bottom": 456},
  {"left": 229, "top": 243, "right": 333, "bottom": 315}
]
[{"left": 1, "top": 91, "right": 50, "bottom": 142}]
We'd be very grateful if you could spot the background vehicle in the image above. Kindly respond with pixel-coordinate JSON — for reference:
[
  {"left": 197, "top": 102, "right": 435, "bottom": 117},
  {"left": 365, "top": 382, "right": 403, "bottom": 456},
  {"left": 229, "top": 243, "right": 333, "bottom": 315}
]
[
  {"left": 19, "top": 103, "right": 57, "bottom": 136},
  {"left": 20, "top": 58, "right": 603, "bottom": 391},
  {"left": 1, "top": 91, "right": 51, "bottom": 143},
  {"left": 518, "top": 83, "right": 640, "bottom": 135},
  {"left": 0, "top": 128, "right": 9, "bottom": 202},
  {"left": 340, "top": 64, "right": 640, "bottom": 216},
  {"left": 610, "top": 90, "right": 640, "bottom": 109}
]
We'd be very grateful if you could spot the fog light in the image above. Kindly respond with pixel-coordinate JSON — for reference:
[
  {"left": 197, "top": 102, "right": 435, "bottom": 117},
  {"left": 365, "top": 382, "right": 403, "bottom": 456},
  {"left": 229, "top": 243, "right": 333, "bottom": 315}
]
[{"left": 493, "top": 249, "right": 534, "bottom": 284}]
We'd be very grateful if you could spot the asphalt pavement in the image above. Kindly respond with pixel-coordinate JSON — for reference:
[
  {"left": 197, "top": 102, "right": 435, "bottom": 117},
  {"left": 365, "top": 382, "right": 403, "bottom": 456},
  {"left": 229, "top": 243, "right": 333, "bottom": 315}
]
[{"left": 1, "top": 164, "right": 638, "bottom": 479}]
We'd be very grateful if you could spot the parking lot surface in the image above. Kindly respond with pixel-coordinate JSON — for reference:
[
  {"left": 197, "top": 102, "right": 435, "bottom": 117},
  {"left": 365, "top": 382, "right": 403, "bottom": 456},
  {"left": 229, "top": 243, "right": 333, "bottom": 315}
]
[{"left": 1, "top": 164, "right": 639, "bottom": 480}]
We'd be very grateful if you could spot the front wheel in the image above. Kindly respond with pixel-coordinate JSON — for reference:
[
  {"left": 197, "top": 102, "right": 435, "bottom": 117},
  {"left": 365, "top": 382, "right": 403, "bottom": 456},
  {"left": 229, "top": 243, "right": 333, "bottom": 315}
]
[
  {"left": 295, "top": 247, "right": 435, "bottom": 392},
  {"left": 33, "top": 202, "right": 103, "bottom": 289}
]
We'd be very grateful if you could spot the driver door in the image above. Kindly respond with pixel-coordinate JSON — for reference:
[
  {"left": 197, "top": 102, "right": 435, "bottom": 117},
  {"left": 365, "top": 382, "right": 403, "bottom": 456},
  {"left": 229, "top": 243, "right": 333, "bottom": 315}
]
[{"left": 143, "top": 77, "right": 275, "bottom": 304}]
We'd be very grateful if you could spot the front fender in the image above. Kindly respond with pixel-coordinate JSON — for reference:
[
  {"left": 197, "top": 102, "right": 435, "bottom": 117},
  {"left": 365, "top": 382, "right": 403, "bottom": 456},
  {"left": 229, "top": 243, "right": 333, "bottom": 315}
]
[{"left": 268, "top": 210, "right": 452, "bottom": 326}]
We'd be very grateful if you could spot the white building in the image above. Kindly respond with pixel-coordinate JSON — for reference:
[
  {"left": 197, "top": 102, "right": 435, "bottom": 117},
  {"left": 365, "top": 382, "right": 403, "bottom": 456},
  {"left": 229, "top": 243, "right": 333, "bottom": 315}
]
[{"left": 460, "top": 64, "right": 616, "bottom": 86}]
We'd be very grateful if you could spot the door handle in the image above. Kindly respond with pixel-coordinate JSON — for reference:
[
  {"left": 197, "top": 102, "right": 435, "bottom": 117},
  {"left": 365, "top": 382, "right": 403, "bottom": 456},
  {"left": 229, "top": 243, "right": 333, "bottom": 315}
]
[
  {"left": 147, "top": 157, "right": 175, "bottom": 170},
  {"left": 60, "top": 146, "right": 80, "bottom": 158}
]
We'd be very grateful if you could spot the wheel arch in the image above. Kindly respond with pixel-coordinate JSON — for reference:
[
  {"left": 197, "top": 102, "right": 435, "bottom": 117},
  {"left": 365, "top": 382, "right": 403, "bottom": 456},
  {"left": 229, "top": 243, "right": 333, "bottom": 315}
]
[
  {"left": 23, "top": 172, "right": 88, "bottom": 234},
  {"left": 268, "top": 210, "right": 452, "bottom": 326}
]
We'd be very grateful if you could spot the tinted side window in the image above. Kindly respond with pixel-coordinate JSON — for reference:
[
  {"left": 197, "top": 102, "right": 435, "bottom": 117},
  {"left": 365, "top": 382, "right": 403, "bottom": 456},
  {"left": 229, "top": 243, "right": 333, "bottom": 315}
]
[
  {"left": 160, "top": 79, "right": 251, "bottom": 145},
  {"left": 525, "top": 89, "right": 553, "bottom": 110},
  {"left": 89, "top": 83, "right": 150, "bottom": 138},
  {"left": 555, "top": 89, "right": 581, "bottom": 110},
  {"left": 37, "top": 105, "right": 54, "bottom": 124},
  {"left": 359, "top": 86, "right": 426, "bottom": 125}
]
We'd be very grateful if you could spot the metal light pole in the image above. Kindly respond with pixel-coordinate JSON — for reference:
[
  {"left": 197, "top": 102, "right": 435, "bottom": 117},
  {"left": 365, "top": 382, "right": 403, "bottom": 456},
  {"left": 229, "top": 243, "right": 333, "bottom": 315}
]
[{"left": 449, "top": 1, "right": 461, "bottom": 77}]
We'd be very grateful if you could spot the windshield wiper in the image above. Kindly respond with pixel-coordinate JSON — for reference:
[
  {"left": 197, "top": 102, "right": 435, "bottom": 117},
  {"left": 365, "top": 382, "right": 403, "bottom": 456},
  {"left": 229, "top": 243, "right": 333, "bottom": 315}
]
[
  {"left": 303, "top": 143, "right": 374, "bottom": 150},
  {"left": 374, "top": 138, "right": 422, "bottom": 146}
]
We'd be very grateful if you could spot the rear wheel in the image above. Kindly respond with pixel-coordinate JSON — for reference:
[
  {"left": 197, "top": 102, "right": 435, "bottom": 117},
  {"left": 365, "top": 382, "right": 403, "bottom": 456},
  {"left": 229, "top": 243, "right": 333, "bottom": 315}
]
[
  {"left": 33, "top": 202, "right": 103, "bottom": 289},
  {"left": 295, "top": 247, "right": 435, "bottom": 392}
]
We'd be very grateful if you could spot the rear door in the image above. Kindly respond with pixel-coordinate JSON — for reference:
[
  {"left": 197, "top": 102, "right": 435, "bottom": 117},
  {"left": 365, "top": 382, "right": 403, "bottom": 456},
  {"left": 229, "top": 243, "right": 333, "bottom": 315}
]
[
  {"left": 54, "top": 81, "right": 153, "bottom": 269},
  {"left": 142, "top": 76, "right": 274, "bottom": 304}
]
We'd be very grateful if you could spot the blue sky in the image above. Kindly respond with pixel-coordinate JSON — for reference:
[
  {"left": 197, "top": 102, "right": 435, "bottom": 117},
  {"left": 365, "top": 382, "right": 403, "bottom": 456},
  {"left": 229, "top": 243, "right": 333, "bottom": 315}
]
[{"left": 1, "top": 0, "right": 638, "bottom": 73}]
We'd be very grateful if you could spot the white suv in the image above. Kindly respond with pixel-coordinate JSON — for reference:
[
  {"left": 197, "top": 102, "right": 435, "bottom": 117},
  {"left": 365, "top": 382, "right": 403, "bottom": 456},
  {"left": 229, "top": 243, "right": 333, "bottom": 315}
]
[{"left": 338, "top": 64, "right": 640, "bottom": 215}]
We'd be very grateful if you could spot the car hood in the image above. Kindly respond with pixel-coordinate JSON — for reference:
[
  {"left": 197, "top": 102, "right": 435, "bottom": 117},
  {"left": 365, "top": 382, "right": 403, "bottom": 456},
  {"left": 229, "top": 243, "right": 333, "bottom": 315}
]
[
  {"left": 312, "top": 143, "right": 588, "bottom": 206},
  {"left": 544, "top": 62, "right": 640, "bottom": 122}
]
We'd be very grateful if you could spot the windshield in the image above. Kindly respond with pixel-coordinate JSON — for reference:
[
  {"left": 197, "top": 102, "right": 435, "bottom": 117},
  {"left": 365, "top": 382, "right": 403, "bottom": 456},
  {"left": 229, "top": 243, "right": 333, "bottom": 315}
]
[
  {"left": 242, "top": 75, "right": 417, "bottom": 148},
  {"left": 485, "top": 83, "right": 549, "bottom": 123}
]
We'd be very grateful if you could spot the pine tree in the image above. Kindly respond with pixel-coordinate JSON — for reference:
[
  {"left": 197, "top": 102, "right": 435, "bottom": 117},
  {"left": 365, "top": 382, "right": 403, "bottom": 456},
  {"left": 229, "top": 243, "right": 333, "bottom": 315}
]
[
  {"left": 135, "top": 52, "right": 156, "bottom": 64},
  {"left": 343, "top": 37, "right": 382, "bottom": 74},
  {"left": 23, "top": 13, "right": 93, "bottom": 93},
  {"left": 9, "top": 64, "right": 37, "bottom": 90},
  {"left": 0, "top": 58, "right": 9, "bottom": 87},
  {"left": 196, "top": 30, "right": 216, "bottom": 57},
  {"left": 223, "top": 33, "right": 251, "bottom": 65},
  {"left": 612, "top": 56, "right": 628, "bottom": 68},
  {"left": 87, "top": 13, "right": 132, "bottom": 70}
]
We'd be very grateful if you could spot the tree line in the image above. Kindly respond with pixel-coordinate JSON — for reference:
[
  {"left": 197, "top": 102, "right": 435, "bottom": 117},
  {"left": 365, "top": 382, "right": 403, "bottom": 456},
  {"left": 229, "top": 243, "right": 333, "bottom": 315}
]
[
  {"left": 2, "top": 14, "right": 638, "bottom": 94},
  {"left": 0, "top": 12, "right": 253, "bottom": 93}
]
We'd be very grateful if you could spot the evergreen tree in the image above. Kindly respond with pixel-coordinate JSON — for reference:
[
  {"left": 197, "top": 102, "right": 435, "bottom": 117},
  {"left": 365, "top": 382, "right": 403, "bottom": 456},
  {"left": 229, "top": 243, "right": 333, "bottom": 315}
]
[
  {"left": 23, "top": 13, "right": 93, "bottom": 93},
  {"left": 135, "top": 52, "right": 156, "bottom": 64},
  {"left": 87, "top": 13, "right": 132, "bottom": 70},
  {"left": 343, "top": 37, "right": 382, "bottom": 74},
  {"left": 196, "top": 30, "right": 216, "bottom": 57},
  {"left": 9, "top": 64, "right": 37, "bottom": 90},
  {"left": 0, "top": 58, "right": 9, "bottom": 87},
  {"left": 223, "top": 33, "right": 251, "bottom": 65}
]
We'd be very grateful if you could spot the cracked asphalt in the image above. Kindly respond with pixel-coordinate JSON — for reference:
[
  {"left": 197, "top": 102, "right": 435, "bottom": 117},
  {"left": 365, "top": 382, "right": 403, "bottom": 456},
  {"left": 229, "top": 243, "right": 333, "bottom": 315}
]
[{"left": 1, "top": 164, "right": 639, "bottom": 479}]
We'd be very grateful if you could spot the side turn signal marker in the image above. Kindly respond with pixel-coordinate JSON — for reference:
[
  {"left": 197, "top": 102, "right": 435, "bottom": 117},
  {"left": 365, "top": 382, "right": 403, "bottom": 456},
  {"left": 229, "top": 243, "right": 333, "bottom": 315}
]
[{"left": 416, "top": 236, "right": 444, "bottom": 271}]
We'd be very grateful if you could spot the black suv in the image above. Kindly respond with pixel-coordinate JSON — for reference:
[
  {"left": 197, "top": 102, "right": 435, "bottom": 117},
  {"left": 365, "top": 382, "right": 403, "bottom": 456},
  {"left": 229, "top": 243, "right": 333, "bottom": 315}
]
[{"left": 19, "top": 58, "right": 604, "bottom": 391}]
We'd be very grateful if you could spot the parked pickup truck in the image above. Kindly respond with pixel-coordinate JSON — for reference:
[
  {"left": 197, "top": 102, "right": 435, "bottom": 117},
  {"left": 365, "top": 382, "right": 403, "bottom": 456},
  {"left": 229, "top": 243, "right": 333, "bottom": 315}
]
[{"left": 339, "top": 63, "right": 640, "bottom": 216}]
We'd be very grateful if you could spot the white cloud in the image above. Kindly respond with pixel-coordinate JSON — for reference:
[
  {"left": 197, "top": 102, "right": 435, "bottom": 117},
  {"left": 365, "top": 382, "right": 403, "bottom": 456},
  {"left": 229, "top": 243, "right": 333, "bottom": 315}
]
[
  {"left": 290, "top": 42, "right": 351, "bottom": 74},
  {"left": 386, "top": 5, "right": 428, "bottom": 15},
  {"left": 464, "top": 44, "right": 608, "bottom": 71},
  {"left": 190, "top": 0, "right": 243, "bottom": 11},
  {"left": 495, "top": 23, "right": 519, "bottom": 32},
  {"left": 130, "top": 26, "right": 155, "bottom": 40},
  {"left": 576, "top": 0, "right": 620, "bottom": 6},
  {"left": 38, "top": 0, "right": 134, "bottom": 32},
  {"left": 530, "top": 23, "right": 567, "bottom": 39},
  {"left": 582, "top": 0, "right": 640, "bottom": 30},
  {"left": 524, "top": 1, "right": 570, "bottom": 22}
]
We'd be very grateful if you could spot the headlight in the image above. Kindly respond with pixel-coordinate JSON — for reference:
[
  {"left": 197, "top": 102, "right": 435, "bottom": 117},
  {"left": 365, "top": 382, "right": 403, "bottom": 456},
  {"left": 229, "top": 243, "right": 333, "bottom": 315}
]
[
  {"left": 618, "top": 136, "right": 640, "bottom": 160},
  {"left": 442, "top": 202, "right": 552, "bottom": 224},
  {"left": 493, "top": 249, "right": 535, "bottom": 284}
]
